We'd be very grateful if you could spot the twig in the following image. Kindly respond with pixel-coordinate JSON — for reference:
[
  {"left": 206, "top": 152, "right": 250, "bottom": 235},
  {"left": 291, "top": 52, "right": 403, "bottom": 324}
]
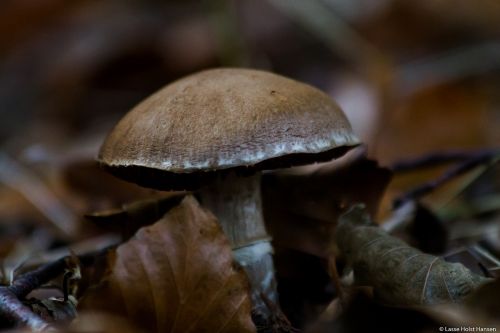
[
  {"left": 0, "top": 248, "right": 111, "bottom": 331},
  {"left": 0, "top": 256, "right": 68, "bottom": 331},
  {"left": 394, "top": 151, "right": 499, "bottom": 207},
  {"left": 9, "top": 257, "right": 68, "bottom": 299},
  {"left": 391, "top": 149, "right": 500, "bottom": 172},
  {"left": 0, "top": 152, "right": 79, "bottom": 238},
  {"left": 0, "top": 288, "right": 51, "bottom": 331}
]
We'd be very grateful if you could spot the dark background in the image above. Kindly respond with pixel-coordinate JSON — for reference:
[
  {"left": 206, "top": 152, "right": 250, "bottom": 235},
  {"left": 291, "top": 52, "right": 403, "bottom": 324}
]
[{"left": 0, "top": 0, "right": 498, "bottom": 165}]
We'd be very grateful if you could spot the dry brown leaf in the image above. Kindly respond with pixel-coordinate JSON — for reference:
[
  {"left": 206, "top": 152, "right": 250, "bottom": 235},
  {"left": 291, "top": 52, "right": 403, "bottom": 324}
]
[
  {"left": 79, "top": 195, "right": 256, "bottom": 333},
  {"left": 85, "top": 193, "right": 186, "bottom": 240},
  {"left": 336, "top": 205, "right": 490, "bottom": 306}
]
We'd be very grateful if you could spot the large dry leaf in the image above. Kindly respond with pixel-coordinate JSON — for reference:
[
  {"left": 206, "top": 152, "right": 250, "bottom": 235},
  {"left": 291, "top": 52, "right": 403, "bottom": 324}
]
[
  {"left": 336, "top": 205, "right": 490, "bottom": 306},
  {"left": 80, "top": 195, "right": 256, "bottom": 333}
]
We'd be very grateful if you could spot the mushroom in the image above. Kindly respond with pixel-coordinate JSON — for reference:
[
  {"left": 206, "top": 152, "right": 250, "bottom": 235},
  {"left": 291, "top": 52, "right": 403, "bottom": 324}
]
[{"left": 97, "top": 68, "right": 359, "bottom": 322}]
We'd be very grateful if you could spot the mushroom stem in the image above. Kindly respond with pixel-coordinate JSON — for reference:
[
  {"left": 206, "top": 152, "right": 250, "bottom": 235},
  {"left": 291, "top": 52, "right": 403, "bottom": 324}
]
[{"left": 198, "top": 172, "right": 277, "bottom": 321}]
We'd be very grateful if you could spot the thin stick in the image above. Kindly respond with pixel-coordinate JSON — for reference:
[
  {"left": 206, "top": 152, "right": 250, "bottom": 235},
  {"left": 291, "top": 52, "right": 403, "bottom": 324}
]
[
  {"left": 391, "top": 149, "right": 500, "bottom": 173},
  {"left": 394, "top": 151, "right": 499, "bottom": 207},
  {"left": 0, "top": 152, "right": 78, "bottom": 237},
  {"left": 0, "top": 287, "right": 51, "bottom": 331}
]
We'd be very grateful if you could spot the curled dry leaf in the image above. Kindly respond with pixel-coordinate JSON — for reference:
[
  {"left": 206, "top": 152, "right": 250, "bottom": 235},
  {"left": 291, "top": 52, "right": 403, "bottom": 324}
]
[
  {"left": 85, "top": 193, "right": 186, "bottom": 240},
  {"left": 79, "top": 195, "right": 256, "bottom": 333},
  {"left": 336, "top": 205, "right": 490, "bottom": 306}
]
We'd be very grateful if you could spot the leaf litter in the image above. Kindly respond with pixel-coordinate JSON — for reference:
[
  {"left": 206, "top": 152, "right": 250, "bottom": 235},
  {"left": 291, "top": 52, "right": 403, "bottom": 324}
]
[
  {"left": 336, "top": 204, "right": 490, "bottom": 306},
  {"left": 80, "top": 195, "right": 256, "bottom": 333}
]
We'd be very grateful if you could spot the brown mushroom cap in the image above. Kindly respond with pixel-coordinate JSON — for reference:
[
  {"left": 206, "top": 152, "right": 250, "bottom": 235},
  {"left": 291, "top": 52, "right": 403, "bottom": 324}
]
[{"left": 98, "top": 68, "right": 360, "bottom": 190}]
